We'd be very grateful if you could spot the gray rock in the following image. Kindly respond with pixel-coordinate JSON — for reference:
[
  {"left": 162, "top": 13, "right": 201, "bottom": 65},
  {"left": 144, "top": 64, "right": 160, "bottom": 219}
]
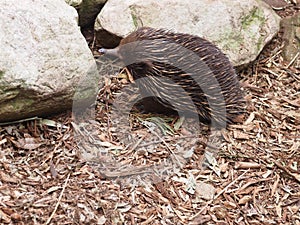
[
  {"left": 281, "top": 14, "right": 300, "bottom": 68},
  {"left": 95, "top": 0, "right": 281, "bottom": 67},
  {"left": 263, "top": 0, "right": 289, "bottom": 8},
  {"left": 0, "top": 0, "right": 97, "bottom": 122}
]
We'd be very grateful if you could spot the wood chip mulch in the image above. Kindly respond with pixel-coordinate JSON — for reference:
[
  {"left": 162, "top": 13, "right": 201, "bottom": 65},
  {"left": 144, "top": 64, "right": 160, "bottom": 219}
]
[{"left": 0, "top": 4, "right": 299, "bottom": 225}]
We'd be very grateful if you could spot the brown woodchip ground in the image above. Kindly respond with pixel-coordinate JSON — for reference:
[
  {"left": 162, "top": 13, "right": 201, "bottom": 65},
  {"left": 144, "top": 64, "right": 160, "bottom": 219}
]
[{"left": 0, "top": 3, "right": 299, "bottom": 225}]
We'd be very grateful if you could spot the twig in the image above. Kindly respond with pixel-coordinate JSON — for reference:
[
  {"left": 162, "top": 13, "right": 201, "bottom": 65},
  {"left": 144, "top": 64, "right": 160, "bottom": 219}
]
[
  {"left": 273, "top": 161, "right": 300, "bottom": 183},
  {"left": 215, "top": 169, "right": 249, "bottom": 199},
  {"left": 137, "top": 134, "right": 212, "bottom": 149},
  {"left": 286, "top": 51, "right": 300, "bottom": 69},
  {"left": 99, "top": 165, "right": 154, "bottom": 178},
  {"left": 91, "top": 31, "right": 96, "bottom": 50},
  {"left": 0, "top": 117, "right": 39, "bottom": 126},
  {"left": 45, "top": 173, "right": 71, "bottom": 225},
  {"left": 189, "top": 169, "right": 249, "bottom": 222},
  {"left": 142, "top": 122, "right": 183, "bottom": 168},
  {"left": 124, "top": 67, "right": 135, "bottom": 83},
  {"left": 125, "top": 134, "right": 146, "bottom": 153}
]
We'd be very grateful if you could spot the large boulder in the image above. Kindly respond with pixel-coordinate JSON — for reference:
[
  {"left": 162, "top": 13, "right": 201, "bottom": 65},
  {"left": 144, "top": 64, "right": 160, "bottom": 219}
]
[
  {"left": 281, "top": 13, "right": 300, "bottom": 68},
  {"left": 95, "top": 0, "right": 281, "bottom": 67},
  {"left": 0, "top": 0, "right": 97, "bottom": 122}
]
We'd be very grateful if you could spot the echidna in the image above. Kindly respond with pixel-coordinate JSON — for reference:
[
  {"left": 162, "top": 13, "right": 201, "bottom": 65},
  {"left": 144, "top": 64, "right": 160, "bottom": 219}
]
[{"left": 99, "top": 27, "right": 245, "bottom": 126}]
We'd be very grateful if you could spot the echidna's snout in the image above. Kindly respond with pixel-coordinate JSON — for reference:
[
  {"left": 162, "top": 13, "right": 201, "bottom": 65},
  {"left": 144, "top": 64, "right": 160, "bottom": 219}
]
[
  {"left": 99, "top": 47, "right": 120, "bottom": 58},
  {"left": 98, "top": 48, "right": 107, "bottom": 54}
]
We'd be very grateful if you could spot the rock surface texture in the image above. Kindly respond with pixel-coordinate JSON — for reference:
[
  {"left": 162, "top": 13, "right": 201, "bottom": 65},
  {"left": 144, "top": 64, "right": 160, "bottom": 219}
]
[
  {"left": 281, "top": 14, "right": 300, "bottom": 68},
  {"left": 0, "top": 0, "right": 97, "bottom": 122},
  {"left": 95, "top": 0, "right": 281, "bottom": 66}
]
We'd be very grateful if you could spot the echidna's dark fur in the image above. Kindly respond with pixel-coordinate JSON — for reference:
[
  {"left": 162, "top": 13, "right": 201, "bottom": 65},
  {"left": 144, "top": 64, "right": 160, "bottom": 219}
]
[{"left": 101, "top": 27, "right": 245, "bottom": 125}]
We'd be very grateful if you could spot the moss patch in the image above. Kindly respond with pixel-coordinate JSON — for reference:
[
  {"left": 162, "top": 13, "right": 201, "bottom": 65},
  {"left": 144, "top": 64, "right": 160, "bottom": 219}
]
[
  {"left": 241, "top": 6, "right": 265, "bottom": 30},
  {"left": 240, "top": 7, "right": 266, "bottom": 51},
  {"left": 129, "top": 6, "right": 143, "bottom": 28},
  {"left": 0, "top": 71, "right": 4, "bottom": 80}
]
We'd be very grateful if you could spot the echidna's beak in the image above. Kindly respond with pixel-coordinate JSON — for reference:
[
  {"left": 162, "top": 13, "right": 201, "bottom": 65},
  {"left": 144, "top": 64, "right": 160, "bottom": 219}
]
[{"left": 99, "top": 47, "right": 120, "bottom": 58}]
